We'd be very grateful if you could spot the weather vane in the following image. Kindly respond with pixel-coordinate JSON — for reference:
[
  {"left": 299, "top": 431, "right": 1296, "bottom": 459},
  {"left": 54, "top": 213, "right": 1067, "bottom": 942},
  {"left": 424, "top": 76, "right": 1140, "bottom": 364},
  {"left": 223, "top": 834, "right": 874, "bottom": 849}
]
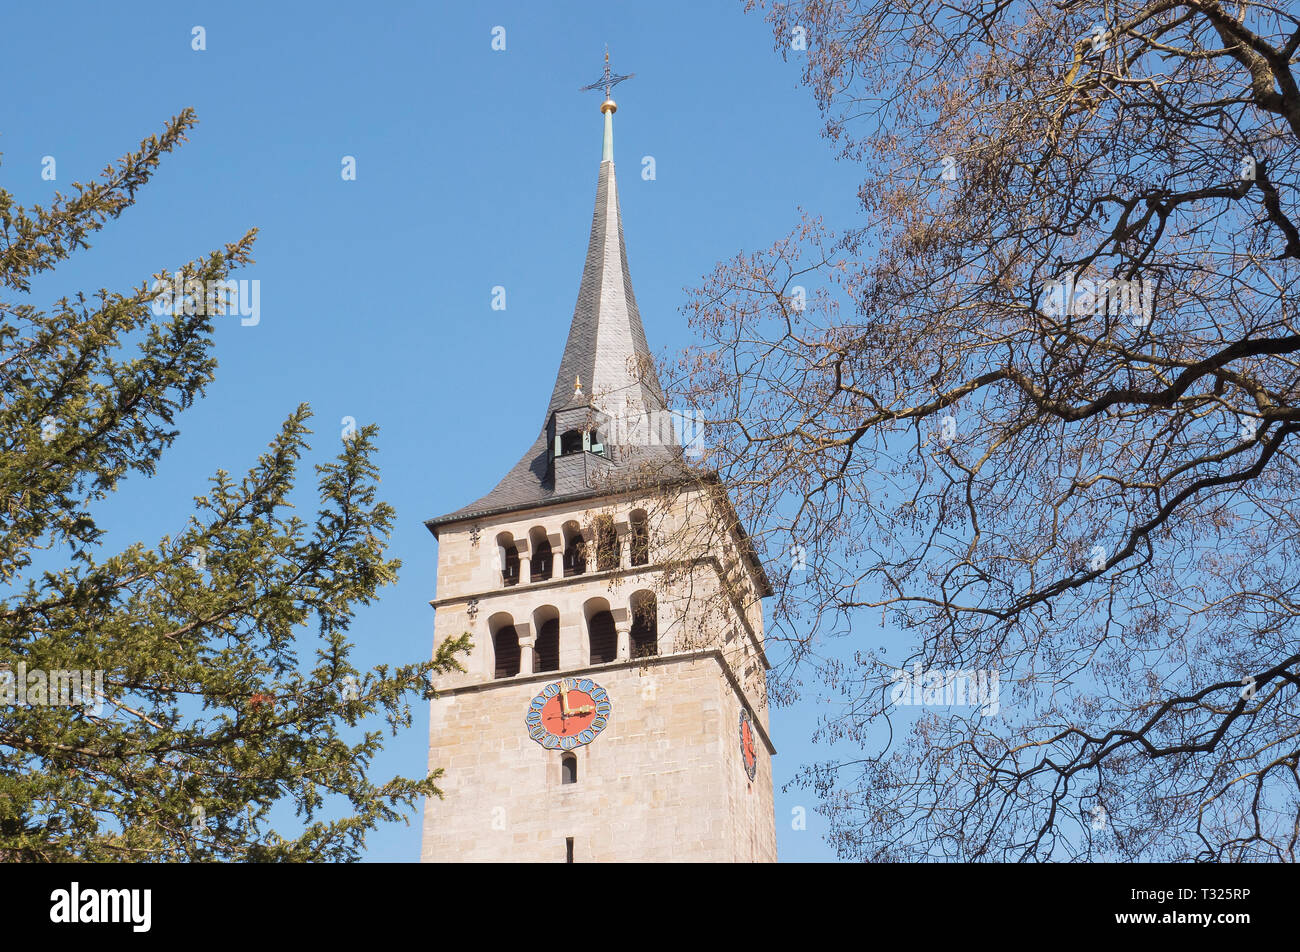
[{"left": 580, "top": 46, "right": 634, "bottom": 103}]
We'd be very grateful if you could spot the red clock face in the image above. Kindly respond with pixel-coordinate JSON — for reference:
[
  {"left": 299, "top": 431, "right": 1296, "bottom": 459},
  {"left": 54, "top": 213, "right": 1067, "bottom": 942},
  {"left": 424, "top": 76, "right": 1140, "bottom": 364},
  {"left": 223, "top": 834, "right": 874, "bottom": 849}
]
[
  {"left": 740, "top": 711, "right": 758, "bottom": 781},
  {"left": 540, "top": 687, "right": 597, "bottom": 736},
  {"left": 526, "top": 678, "right": 612, "bottom": 750}
]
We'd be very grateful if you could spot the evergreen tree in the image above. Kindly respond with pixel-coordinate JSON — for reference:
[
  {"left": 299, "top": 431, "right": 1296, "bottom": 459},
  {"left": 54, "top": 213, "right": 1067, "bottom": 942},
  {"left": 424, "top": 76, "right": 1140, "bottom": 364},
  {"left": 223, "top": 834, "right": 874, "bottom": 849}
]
[{"left": 0, "top": 110, "right": 467, "bottom": 861}]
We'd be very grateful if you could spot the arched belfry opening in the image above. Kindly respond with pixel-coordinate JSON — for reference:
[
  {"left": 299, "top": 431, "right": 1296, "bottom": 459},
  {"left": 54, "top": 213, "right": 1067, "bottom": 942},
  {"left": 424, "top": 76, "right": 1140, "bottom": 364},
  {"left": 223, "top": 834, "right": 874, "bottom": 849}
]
[
  {"left": 530, "top": 527, "right": 554, "bottom": 581},
  {"left": 594, "top": 515, "right": 619, "bottom": 572},
  {"left": 630, "top": 509, "right": 649, "bottom": 566},
  {"left": 533, "top": 605, "right": 560, "bottom": 674},
  {"left": 630, "top": 590, "right": 658, "bottom": 658},
  {"left": 497, "top": 532, "right": 520, "bottom": 587},
  {"left": 489, "top": 613, "right": 520, "bottom": 679},
  {"left": 563, "top": 521, "right": 586, "bottom": 577},
  {"left": 584, "top": 597, "right": 617, "bottom": 666}
]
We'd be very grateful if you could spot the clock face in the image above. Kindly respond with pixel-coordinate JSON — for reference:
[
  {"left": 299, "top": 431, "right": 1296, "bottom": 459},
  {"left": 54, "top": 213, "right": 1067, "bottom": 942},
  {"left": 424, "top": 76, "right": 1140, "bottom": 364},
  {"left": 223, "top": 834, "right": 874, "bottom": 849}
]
[
  {"left": 525, "top": 677, "right": 612, "bottom": 751},
  {"left": 739, "top": 711, "right": 758, "bottom": 781}
]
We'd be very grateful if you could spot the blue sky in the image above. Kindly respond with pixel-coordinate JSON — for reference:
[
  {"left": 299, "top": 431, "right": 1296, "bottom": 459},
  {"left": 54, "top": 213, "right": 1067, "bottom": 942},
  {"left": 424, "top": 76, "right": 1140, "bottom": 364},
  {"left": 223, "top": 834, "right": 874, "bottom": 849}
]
[{"left": 1, "top": 0, "right": 869, "bottom": 861}]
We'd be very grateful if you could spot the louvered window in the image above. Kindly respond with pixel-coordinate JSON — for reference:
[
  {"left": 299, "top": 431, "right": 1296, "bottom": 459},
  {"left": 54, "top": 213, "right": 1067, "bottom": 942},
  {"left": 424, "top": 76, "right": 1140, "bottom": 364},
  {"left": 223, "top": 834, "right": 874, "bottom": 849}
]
[
  {"left": 588, "top": 611, "right": 617, "bottom": 665},
  {"left": 631, "top": 603, "right": 657, "bottom": 658},
  {"left": 532, "top": 539, "right": 553, "bottom": 581},
  {"left": 595, "top": 518, "right": 619, "bottom": 572},
  {"left": 563, "top": 537, "right": 586, "bottom": 576},
  {"left": 494, "top": 625, "right": 520, "bottom": 679},
  {"left": 535, "top": 618, "right": 560, "bottom": 673},
  {"left": 501, "top": 545, "right": 520, "bottom": 586},
  {"left": 630, "top": 515, "right": 649, "bottom": 567}
]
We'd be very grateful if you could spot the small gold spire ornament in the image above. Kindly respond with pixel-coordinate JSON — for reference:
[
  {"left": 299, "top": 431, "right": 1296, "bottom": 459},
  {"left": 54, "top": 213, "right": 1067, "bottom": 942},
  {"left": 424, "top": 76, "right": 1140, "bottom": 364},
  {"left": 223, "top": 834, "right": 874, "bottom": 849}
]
[{"left": 574, "top": 374, "right": 584, "bottom": 398}]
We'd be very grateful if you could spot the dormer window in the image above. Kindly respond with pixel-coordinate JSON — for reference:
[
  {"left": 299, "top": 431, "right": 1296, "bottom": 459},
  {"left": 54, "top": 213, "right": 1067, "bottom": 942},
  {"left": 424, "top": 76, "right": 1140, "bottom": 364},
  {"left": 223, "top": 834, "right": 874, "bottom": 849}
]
[
  {"left": 560, "top": 430, "right": 584, "bottom": 456},
  {"left": 556, "top": 427, "right": 606, "bottom": 458}
]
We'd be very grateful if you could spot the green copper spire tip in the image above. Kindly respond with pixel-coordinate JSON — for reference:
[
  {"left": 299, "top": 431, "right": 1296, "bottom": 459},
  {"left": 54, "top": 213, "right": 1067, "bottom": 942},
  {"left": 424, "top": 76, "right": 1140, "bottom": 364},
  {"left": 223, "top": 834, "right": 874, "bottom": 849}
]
[{"left": 581, "top": 48, "right": 631, "bottom": 165}]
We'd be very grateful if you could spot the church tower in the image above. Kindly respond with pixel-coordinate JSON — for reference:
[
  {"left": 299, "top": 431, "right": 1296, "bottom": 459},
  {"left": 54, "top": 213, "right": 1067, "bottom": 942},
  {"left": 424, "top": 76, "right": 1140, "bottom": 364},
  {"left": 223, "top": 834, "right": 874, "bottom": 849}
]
[{"left": 420, "top": 68, "right": 777, "bottom": 863}]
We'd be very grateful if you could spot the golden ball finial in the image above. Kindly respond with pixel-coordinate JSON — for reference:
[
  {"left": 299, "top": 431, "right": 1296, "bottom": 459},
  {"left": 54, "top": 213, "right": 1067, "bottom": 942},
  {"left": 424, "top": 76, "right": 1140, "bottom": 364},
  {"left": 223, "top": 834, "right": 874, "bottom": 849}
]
[{"left": 601, "top": 98, "right": 618, "bottom": 114}]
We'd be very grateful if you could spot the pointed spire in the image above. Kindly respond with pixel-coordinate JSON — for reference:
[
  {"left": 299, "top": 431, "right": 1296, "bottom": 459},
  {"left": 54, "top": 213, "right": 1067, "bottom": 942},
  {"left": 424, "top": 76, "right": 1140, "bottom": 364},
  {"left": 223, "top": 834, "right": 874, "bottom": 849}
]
[
  {"left": 426, "top": 56, "right": 670, "bottom": 532},
  {"left": 545, "top": 90, "right": 664, "bottom": 428}
]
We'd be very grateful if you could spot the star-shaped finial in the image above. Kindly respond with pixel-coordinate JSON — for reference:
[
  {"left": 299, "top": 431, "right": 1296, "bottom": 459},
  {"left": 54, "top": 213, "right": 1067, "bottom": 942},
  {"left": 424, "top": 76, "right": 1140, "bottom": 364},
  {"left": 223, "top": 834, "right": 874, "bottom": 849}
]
[{"left": 580, "top": 46, "right": 634, "bottom": 104}]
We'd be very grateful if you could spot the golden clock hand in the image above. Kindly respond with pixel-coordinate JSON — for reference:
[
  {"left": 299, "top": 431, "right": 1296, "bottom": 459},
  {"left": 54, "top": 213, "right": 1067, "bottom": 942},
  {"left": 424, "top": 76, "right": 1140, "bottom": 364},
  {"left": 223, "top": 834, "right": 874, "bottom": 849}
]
[{"left": 559, "top": 681, "right": 571, "bottom": 716}]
